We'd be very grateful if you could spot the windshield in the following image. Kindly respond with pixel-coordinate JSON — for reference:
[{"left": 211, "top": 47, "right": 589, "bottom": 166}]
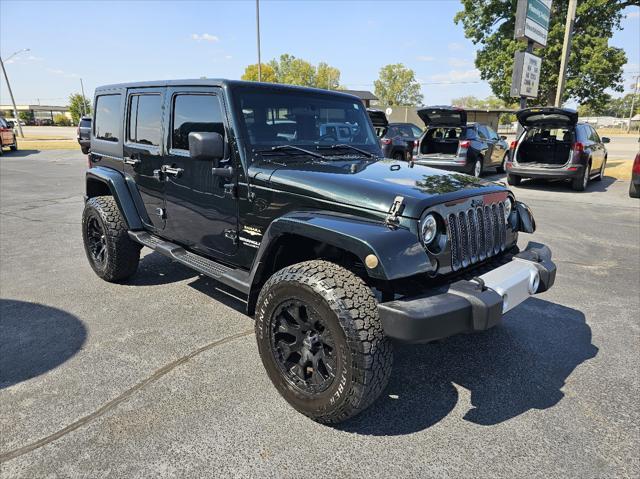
[{"left": 233, "top": 87, "right": 381, "bottom": 158}]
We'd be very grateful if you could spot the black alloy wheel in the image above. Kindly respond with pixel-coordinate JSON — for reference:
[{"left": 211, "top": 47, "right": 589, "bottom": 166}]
[
  {"left": 86, "top": 215, "right": 107, "bottom": 268},
  {"left": 270, "top": 299, "right": 337, "bottom": 394}
]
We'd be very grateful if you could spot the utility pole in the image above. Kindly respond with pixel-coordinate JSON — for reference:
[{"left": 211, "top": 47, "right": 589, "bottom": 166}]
[
  {"left": 80, "top": 78, "right": 87, "bottom": 117},
  {"left": 627, "top": 75, "right": 639, "bottom": 133},
  {"left": 555, "top": 0, "right": 577, "bottom": 107},
  {"left": 0, "top": 48, "right": 30, "bottom": 138},
  {"left": 256, "top": 0, "right": 262, "bottom": 82}
]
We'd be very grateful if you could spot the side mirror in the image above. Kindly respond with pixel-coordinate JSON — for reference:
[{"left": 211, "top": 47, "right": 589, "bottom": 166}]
[
  {"left": 601, "top": 137, "right": 610, "bottom": 143},
  {"left": 188, "top": 131, "right": 224, "bottom": 161},
  {"left": 500, "top": 135, "right": 507, "bottom": 140}
]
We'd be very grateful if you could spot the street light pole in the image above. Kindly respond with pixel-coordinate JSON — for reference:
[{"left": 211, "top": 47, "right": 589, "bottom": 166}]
[
  {"left": 555, "top": 0, "right": 577, "bottom": 107},
  {"left": 256, "top": 0, "right": 262, "bottom": 82},
  {"left": 80, "top": 78, "right": 87, "bottom": 117},
  {"left": 0, "top": 48, "right": 30, "bottom": 138}
]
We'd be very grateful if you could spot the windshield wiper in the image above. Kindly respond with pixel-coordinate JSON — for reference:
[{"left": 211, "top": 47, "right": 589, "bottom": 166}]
[
  {"left": 320, "top": 144, "right": 377, "bottom": 159},
  {"left": 267, "top": 145, "right": 328, "bottom": 160}
]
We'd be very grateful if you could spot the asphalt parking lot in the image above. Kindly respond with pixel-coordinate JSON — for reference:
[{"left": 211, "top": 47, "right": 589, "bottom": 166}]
[{"left": 1, "top": 149, "right": 638, "bottom": 478}]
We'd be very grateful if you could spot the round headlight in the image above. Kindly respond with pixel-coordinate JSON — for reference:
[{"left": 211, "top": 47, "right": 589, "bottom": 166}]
[
  {"left": 504, "top": 197, "right": 513, "bottom": 220},
  {"left": 421, "top": 214, "right": 438, "bottom": 245}
]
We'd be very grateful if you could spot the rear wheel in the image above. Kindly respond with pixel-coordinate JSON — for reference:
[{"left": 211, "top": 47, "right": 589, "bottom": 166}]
[
  {"left": 255, "top": 260, "right": 393, "bottom": 424},
  {"left": 81, "top": 146, "right": 90, "bottom": 155},
  {"left": 471, "top": 158, "right": 483, "bottom": 177},
  {"left": 393, "top": 151, "right": 404, "bottom": 161},
  {"left": 630, "top": 181, "right": 640, "bottom": 198},
  {"left": 82, "top": 196, "right": 141, "bottom": 282},
  {"left": 10, "top": 136, "right": 17, "bottom": 151},
  {"left": 507, "top": 173, "right": 521, "bottom": 186},
  {"left": 572, "top": 163, "right": 590, "bottom": 191},
  {"left": 497, "top": 152, "right": 509, "bottom": 173}
]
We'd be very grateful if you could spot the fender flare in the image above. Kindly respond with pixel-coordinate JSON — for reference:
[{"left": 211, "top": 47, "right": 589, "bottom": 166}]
[
  {"left": 248, "top": 210, "right": 432, "bottom": 286},
  {"left": 85, "top": 167, "right": 144, "bottom": 230}
]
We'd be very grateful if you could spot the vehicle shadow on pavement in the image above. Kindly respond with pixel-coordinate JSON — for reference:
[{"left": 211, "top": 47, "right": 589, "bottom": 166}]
[
  {"left": 340, "top": 297, "right": 598, "bottom": 436},
  {"left": 127, "top": 252, "right": 199, "bottom": 286},
  {"left": 0, "top": 299, "right": 87, "bottom": 389},
  {"left": 2, "top": 149, "right": 40, "bottom": 158}
]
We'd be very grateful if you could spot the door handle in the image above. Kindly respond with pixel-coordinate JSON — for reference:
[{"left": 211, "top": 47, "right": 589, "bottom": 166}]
[
  {"left": 161, "top": 165, "right": 184, "bottom": 178},
  {"left": 124, "top": 157, "right": 141, "bottom": 166}
]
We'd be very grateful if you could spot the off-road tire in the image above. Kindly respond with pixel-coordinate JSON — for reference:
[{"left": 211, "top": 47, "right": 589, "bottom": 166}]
[
  {"left": 572, "top": 163, "right": 590, "bottom": 191},
  {"left": 507, "top": 173, "right": 521, "bottom": 186},
  {"left": 255, "top": 260, "right": 393, "bottom": 424},
  {"left": 82, "top": 196, "right": 141, "bottom": 282}
]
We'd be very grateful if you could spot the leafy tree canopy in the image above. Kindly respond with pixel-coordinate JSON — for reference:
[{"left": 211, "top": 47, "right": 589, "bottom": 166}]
[
  {"left": 578, "top": 92, "right": 640, "bottom": 117},
  {"left": 68, "top": 93, "right": 91, "bottom": 125},
  {"left": 373, "top": 63, "right": 423, "bottom": 106},
  {"left": 241, "top": 55, "right": 341, "bottom": 89},
  {"left": 451, "top": 95, "right": 518, "bottom": 123},
  {"left": 454, "top": 0, "right": 637, "bottom": 106}
]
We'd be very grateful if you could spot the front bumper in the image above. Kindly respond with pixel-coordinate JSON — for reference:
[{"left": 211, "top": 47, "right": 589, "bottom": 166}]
[{"left": 378, "top": 242, "right": 556, "bottom": 342}]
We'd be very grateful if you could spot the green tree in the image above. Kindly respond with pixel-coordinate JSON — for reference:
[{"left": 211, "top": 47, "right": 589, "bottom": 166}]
[
  {"left": 241, "top": 63, "right": 278, "bottom": 83},
  {"left": 373, "top": 63, "right": 423, "bottom": 106},
  {"left": 241, "top": 55, "right": 341, "bottom": 89},
  {"left": 451, "top": 95, "right": 517, "bottom": 123},
  {"left": 315, "top": 62, "right": 341, "bottom": 90},
  {"left": 454, "top": 0, "right": 635, "bottom": 106},
  {"left": 53, "top": 113, "right": 71, "bottom": 126},
  {"left": 18, "top": 110, "right": 34, "bottom": 124},
  {"left": 68, "top": 93, "right": 91, "bottom": 125}
]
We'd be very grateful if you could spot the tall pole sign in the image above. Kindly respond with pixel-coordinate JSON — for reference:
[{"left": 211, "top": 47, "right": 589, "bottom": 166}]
[{"left": 511, "top": 0, "right": 552, "bottom": 112}]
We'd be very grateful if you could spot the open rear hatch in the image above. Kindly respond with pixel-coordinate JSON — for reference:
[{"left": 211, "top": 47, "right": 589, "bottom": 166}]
[
  {"left": 515, "top": 107, "right": 579, "bottom": 167},
  {"left": 415, "top": 106, "right": 467, "bottom": 158},
  {"left": 417, "top": 106, "right": 467, "bottom": 127},
  {"left": 516, "top": 107, "right": 578, "bottom": 129},
  {"left": 367, "top": 109, "right": 388, "bottom": 137}
]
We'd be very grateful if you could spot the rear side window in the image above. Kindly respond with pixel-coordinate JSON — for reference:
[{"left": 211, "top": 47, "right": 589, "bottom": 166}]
[
  {"left": 128, "top": 94, "right": 162, "bottom": 146},
  {"left": 172, "top": 94, "right": 224, "bottom": 151},
  {"left": 94, "top": 94, "right": 121, "bottom": 142}
]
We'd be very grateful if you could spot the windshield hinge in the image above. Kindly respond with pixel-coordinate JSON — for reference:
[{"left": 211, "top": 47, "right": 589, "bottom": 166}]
[
  {"left": 224, "top": 229, "right": 238, "bottom": 244},
  {"left": 385, "top": 196, "right": 405, "bottom": 228}
]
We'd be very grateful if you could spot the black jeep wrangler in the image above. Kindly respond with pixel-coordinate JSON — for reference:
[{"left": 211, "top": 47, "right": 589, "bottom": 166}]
[{"left": 83, "top": 80, "right": 556, "bottom": 424}]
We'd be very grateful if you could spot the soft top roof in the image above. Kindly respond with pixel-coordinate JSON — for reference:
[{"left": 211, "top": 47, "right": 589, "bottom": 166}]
[{"left": 94, "top": 79, "right": 363, "bottom": 102}]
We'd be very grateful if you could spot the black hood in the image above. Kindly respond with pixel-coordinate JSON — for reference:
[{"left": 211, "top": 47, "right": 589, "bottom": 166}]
[{"left": 250, "top": 158, "right": 507, "bottom": 219}]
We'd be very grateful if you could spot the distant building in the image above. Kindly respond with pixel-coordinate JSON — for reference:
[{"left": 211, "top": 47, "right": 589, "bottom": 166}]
[
  {"left": 340, "top": 90, "right": 378, "bottom": 108},
  {"left": 0, "top": 104, "right": 72, "bottom": 123},
  {"left": 580, "top": 116, "right": 628, "bottom": 128}
]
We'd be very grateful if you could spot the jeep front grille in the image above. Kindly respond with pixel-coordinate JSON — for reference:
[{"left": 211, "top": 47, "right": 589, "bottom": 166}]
[{"left": 447, "top": 203, "right": 507, "bottom": 271}]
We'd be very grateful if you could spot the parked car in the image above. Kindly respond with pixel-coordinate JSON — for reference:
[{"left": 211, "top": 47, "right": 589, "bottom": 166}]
[
  {"left": 411, "top": 106, "right": 510, "bottom": 177},
  {"left": 83, "top": 79, "right": 555, "bottom": 424},
  {"left": 8, "top": 118, "right": 26, "bottom": 127},
  {"left": 630, "top": 150, "right": 640, "bottom": 198},
  {"left": 0, "top": 117, "right": 18, "bottom": 155},
  {"left": 77, "top": 116, "right": 92, "bottom": 154},
  {"left": 367, "top": 110, "right": 422, "bottom": 161},
  {"left": 506, "top": 107, "right": 609, "bottom": 191},
  {"left": 35, "top": 119, "right": 54, "bottom": 126}
]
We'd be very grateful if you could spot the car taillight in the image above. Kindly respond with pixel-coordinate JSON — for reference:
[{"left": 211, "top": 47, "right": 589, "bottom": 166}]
[
  {"left": 510, "top": 140, "right": 518, "bottom": 150},
  {"left": 573, "top": 142, "right": 584, "bottom": 152},
  {"left": 459, "top": 140, "right": 471, "bottom": 149},
  {"left": 633, "top": 153, "right": 640, "bottom": 174},
  {"left": 381, "top": 138, "right": 392, "bottom": 145}
]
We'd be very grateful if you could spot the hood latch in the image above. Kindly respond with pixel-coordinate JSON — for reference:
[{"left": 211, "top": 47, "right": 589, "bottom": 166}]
[{"left": 385, "top": 196, "right": 405, "bottom": 228}]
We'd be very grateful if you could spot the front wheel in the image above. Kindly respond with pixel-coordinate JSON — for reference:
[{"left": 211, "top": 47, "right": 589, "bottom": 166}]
[{"left": 255, "top": 260, "right": 393, "bottom": 424}]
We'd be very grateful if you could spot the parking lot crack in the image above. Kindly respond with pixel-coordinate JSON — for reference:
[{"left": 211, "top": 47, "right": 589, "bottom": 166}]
[{"left": 0, "top": 328, "right": 255, "bottom": 463}]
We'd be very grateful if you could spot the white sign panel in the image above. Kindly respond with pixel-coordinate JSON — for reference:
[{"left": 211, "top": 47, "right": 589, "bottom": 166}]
[
  {"left": 511, "top": 51, "right": 542, "bottom": 98},
  {"left": 515, "top": 0, "right": 552, "bottom": 48}
]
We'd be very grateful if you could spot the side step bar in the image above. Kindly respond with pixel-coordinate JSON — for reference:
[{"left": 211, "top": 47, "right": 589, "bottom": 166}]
[{"left": 128, "top": 231, "right": 251, "bottom": 295}]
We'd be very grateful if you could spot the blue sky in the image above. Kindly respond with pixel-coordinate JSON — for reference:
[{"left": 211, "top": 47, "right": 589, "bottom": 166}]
[{"left": 1, "top": 0, "right": 638, "bottom": 108}]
